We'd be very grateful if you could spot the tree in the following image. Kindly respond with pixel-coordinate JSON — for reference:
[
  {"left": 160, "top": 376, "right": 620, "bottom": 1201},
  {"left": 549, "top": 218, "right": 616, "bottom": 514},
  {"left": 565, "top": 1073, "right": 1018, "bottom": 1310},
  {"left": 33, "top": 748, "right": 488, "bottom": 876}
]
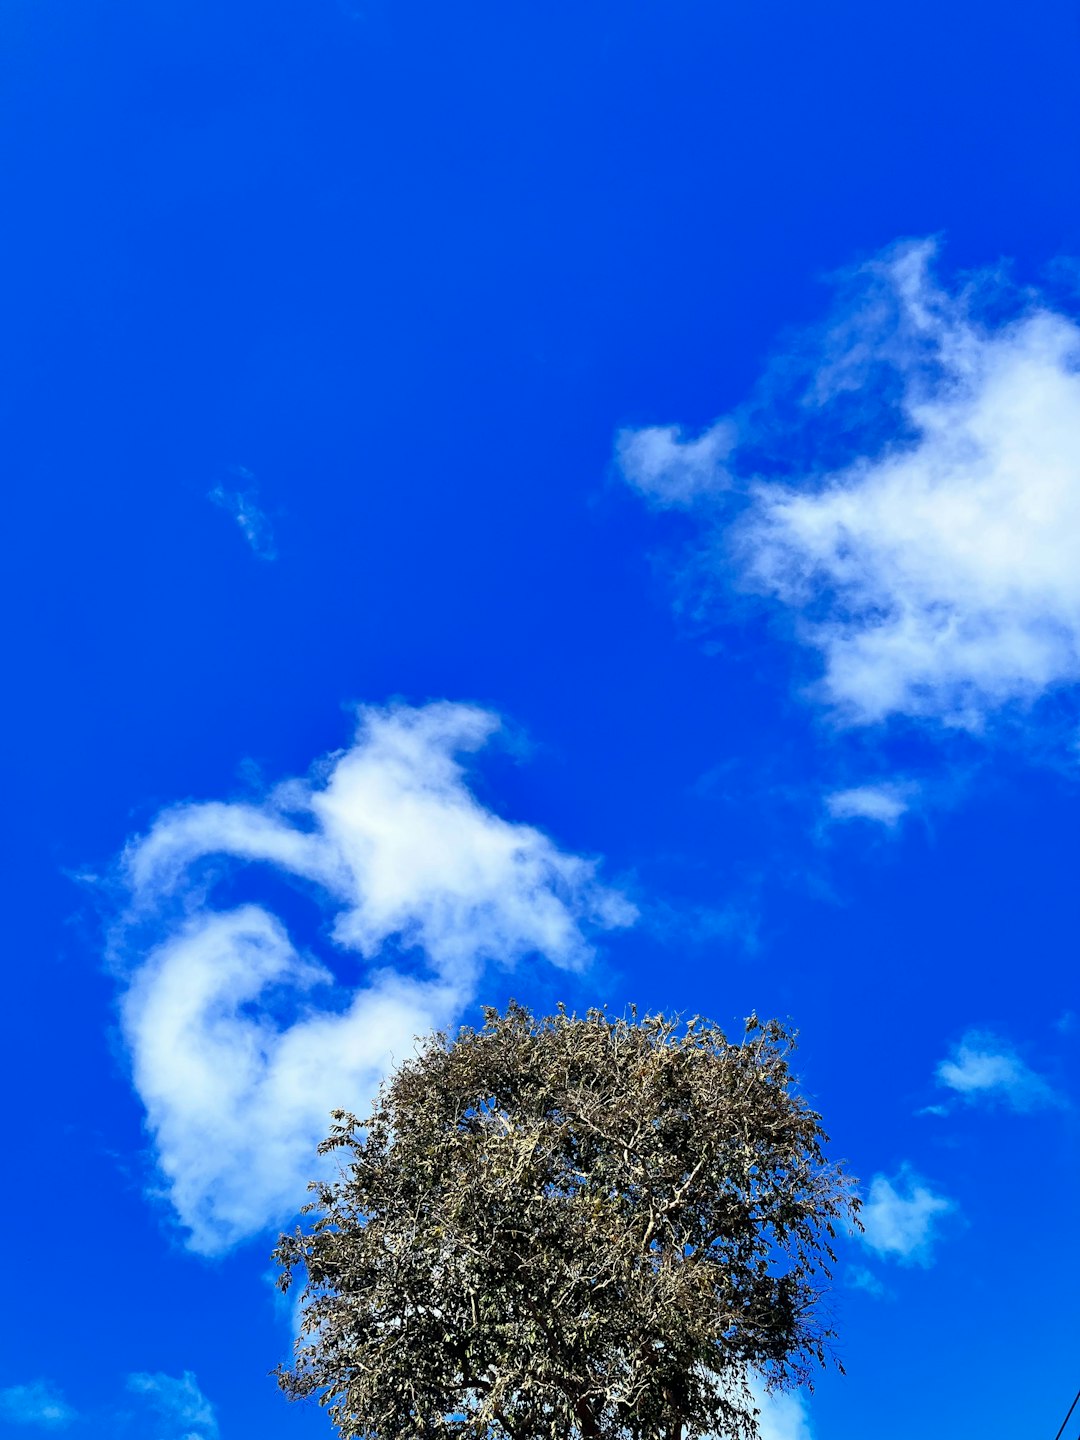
[{"left": 274, "top": 1002, "right": 858, "bottom": 1440}]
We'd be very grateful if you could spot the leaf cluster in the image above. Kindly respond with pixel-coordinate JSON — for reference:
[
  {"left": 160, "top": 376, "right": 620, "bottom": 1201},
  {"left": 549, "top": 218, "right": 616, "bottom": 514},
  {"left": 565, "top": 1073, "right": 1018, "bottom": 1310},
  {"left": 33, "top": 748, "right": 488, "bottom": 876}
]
[{"left": 275, "top": 1002, "right": 858, "bottom": 1440}]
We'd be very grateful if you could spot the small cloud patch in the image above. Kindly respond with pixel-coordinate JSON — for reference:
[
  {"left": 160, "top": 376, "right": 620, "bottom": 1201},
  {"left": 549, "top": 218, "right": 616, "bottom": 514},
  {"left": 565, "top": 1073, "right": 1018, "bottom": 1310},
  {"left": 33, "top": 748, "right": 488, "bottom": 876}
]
[
  {"left": 126, "top": 1372, "right": 218, "bottom": 1440},
  {"left": 209, "top": 469, "right": 277, "bottom": 560},
  {"left": 824, "top": 783, "right": 910, "bottom": 827},
  {"left": 860, "top": 1166, "right": 955, "bottom": 1266},
  {"left": 844, "top": 1264, "right": 890, "bottom": 1299},
  {"left": 615, "top": 420, "right": 735, "bottom": 507},
  {"left": 0, "top": 1382, "right": 76, "bottom": 1429},
  {"left": 749, "top": 1377, "right": 814, "bottom": 1440},
  {"left": 936, "top": 1031, "right": 1062, "bottom": 1112}
]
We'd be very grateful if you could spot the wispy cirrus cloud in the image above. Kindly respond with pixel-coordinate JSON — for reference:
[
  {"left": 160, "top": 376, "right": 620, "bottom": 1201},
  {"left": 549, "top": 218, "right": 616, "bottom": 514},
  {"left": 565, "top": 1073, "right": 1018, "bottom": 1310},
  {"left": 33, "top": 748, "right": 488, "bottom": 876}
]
[
  {"left": 824, "top": 783, "right": 911, "bottom": 827},
  {"left": 618, "top": 239, "right": 1080, "bottom": 735},
  {"left": 209, "top": 470, "right": 276, "bottom": 560},
  {"left": 936, "top": 1031, "right": 1063, "bottom": 1112},
  {"left": 860, "top": 1166, "right": 956, "bottom": 1266},
  {"left": 0, "top": 1383, "right": 75, "bottom": 1429},
  {"left": 844, "top": 1264, "right": 890, "bottom": 1299},
  {"left": 0, "top": 1373, "right": 219, "bottom": 1436},
  {"left": 113, "top": 701, "right": 634, "bottom": 1254},
  {"left": 126, "top": 1372, "right": 218, "bottom": 1440}
]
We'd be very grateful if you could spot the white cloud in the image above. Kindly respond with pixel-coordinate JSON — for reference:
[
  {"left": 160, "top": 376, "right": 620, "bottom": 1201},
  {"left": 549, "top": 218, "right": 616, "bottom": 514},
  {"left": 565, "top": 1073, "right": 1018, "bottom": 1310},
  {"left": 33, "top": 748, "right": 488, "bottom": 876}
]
[
  {"left": 615, "top": 420, "right": 735, "bottom": 506},
  {"left": 116, "top": 701, "right": 634, "bottom": 1253},
  {"left": 127, "top": 1371, "right": 218, "bottom": 1440},
  {"left": 750, "top": 1379, "right": 813, "bottom": 1440},
  {"left": 619, "top": 239, "right": 1080, "bottom": 730},
  {"left": 936, "top": 1031, "right": 1062, "bottom": 1112},
  {"left": 860, "top": 1166, "right": 955, "bottom": 1266},
  {"left": 0, "top": 1383, "right": 75, "bottom": 1429},
  {"left": 209, "top": 482, "right": 276, "bottom": 560},
  {"left": 709, "top": 1375, "right": 812, "bottom": 1440},
  {"left": 824, "top": 783, "right": 909, "bottom": 826}
]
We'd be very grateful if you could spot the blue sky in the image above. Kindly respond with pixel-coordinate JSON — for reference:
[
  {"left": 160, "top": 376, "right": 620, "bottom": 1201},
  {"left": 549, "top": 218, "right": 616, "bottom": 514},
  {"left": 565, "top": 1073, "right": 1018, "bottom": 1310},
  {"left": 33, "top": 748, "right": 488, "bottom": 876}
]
[{"left": 2, "top": 1, "right": 1078, "bottom": 1437}]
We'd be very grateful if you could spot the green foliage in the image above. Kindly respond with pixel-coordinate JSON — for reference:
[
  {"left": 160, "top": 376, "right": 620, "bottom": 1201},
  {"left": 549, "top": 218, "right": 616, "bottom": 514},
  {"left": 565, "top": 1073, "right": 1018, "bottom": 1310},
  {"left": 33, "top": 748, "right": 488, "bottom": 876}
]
[{"left": 274, "top": 1002, "right": 858, "bottom": 1440}]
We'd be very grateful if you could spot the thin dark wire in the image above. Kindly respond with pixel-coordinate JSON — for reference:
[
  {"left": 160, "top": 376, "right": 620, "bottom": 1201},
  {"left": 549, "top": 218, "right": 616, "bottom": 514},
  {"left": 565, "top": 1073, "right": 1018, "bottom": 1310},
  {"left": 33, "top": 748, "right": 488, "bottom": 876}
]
[{"left": 1051, "top": 1385, "right": 1080, "bottom": 1440}]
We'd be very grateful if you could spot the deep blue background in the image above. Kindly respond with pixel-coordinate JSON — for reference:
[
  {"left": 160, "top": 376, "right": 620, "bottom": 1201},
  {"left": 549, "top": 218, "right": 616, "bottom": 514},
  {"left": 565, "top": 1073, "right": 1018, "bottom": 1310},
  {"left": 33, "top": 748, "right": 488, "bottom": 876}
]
[{"left": 1, "top": 2, "right": 1077, "bottom": 1435}]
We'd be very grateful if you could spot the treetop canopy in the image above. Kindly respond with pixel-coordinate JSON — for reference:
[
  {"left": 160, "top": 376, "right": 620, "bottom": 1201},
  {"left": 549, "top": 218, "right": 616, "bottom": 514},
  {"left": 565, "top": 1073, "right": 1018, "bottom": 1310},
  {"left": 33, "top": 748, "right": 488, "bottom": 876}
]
[{"left": 275, "top": 1001, "right": 858, "bottom": 1440}]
